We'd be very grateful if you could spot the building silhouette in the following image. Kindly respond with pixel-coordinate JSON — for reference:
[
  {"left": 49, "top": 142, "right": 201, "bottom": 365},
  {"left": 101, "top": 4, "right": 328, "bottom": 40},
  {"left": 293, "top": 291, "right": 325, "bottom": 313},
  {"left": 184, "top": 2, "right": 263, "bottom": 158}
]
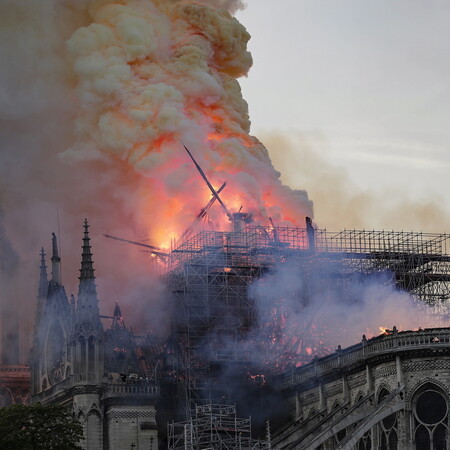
[{"left": 30, "top": 221, "right": 158, "bottom": 449}]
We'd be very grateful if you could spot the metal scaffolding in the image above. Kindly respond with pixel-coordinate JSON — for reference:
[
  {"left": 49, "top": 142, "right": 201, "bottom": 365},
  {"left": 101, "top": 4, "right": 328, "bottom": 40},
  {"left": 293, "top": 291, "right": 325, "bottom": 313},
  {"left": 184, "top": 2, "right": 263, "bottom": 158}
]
[
  {"left": 167, "top": 404, "right": 267, "bottom": 450},
  {"left": 162, "top": 223, "right": 450, "bottom": 410},
  {"left": 166, "top": 225, "right": 450, "bottom": 303}
]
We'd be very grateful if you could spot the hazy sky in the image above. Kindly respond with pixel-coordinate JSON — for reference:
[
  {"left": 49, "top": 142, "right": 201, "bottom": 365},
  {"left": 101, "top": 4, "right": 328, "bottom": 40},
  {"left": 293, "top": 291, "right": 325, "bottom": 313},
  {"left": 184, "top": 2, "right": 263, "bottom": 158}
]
[{"left": 236, "top": 1, "right": 450, "bottom": 231}]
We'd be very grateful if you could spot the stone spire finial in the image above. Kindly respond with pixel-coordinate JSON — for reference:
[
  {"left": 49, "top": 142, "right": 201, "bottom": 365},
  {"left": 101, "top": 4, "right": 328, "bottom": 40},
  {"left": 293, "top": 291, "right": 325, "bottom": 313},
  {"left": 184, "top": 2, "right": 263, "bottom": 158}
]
[
  {"left": 77, "top": 219, "right": 100, "bottom": 326},
  {"left": 51, "top": 233, "right": 61, "bottom": 284},
  {"left": 79, "top": 219, "right": 95, "bottom": 281},
  {"left": 38, "top": 247, "right": 48, "bottom": 299}
]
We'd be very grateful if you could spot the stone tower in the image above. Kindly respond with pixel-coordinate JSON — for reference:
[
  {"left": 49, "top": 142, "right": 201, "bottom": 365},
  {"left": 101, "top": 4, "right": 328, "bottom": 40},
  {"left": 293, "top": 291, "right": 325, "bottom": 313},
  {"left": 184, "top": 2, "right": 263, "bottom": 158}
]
[{"left": 31, "top": 220, "right": 159, "bottom": 450}]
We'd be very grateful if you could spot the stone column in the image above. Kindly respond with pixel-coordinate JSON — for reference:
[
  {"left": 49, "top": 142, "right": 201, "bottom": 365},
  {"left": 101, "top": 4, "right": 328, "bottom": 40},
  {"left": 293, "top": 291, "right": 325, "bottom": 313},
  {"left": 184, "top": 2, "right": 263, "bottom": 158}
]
[
  {"left": 295, "top": 391, "right": 302, "bottom": 418},
  {"left": 319, "top": 381, "right": 327, "bottom": 411},
  {"left": 342, "top": 374, "right": 350, "bottom": 403},
  {"left": 395, "top": 355, "right": 404, "bottom": 386},
  {"left": 366, "top": 364, "right": 374, "bottom": 393}
]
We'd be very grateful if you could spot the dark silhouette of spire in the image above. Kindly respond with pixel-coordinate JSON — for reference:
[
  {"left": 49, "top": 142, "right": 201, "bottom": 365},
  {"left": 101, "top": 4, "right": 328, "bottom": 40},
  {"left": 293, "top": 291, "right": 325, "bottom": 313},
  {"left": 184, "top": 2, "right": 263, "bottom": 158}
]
[
  {"left": 79, "top": 219, "right": 95, "bottom": 281},
  {"left": 77, "top": 219, "right": 100, "bottom": 325},
  {"left": 51, "top": 232, "right": 61, "bottom": 284},
  {"left": 112, "top": 301, "right": 125, "bottom": 330},
  {"left": 38, "top": 247, "right": 48, "bottom": 299},
  {"left": 33, "top": 247, "right": 49, "bottom": 349}
]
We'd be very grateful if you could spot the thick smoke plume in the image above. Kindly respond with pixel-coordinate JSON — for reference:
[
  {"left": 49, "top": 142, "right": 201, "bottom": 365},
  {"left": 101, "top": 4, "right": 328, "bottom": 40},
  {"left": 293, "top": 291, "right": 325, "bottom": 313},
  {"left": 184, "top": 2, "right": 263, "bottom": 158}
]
[
  {"left": 65, "top": 0, "right": 312, "bottom": 246},
  {"left": 0, "top": 0, "right": 310, "bottom": 360}
]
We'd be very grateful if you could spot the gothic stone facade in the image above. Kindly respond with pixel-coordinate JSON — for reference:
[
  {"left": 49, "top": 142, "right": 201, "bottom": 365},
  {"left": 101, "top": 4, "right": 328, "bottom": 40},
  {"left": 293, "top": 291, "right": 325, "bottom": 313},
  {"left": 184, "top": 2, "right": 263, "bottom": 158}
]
[
  {"left": 30, "top": 221, "right": 158, "bottom": 450},
  {"left": 271, "top": 327, "right": 450, "bottom": 450}
]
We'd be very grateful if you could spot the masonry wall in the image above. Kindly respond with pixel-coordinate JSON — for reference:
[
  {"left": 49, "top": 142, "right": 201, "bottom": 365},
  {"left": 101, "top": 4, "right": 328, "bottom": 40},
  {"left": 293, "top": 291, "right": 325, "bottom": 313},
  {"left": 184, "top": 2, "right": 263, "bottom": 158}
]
[{"left": 106, "top": 405, "right": 158, "bottom": 450}]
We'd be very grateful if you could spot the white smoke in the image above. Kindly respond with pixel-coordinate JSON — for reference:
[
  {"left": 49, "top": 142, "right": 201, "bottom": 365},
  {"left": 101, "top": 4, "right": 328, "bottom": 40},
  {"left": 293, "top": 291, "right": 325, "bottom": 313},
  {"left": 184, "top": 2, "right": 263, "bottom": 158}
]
[{"left": 250, "top": 256, "right": 444, "bottom": 362}]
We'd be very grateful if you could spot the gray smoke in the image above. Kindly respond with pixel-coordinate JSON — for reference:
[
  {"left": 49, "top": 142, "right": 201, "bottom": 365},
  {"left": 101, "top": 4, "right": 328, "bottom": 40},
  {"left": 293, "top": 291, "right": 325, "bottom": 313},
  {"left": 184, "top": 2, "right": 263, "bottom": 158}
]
[
  {"left": 249, "top": 256, "right": 443, "bottom": 361},
  {"left": 196, "top": 0, "right": 247, "bottom": 13}
]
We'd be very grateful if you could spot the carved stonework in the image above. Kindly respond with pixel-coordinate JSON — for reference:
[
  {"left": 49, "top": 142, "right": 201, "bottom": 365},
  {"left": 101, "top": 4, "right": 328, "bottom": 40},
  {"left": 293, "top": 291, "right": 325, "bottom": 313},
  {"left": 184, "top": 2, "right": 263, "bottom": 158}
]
[{"left": 107, "top": 409, "right": 156, "bottom": 420}]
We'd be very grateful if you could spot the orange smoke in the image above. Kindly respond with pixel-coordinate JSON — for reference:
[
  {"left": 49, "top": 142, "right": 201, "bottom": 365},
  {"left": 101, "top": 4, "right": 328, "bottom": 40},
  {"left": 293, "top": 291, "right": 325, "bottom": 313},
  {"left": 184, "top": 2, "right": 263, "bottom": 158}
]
[{"left": 66, "top": 0, "right": 313, "bottom": 246}]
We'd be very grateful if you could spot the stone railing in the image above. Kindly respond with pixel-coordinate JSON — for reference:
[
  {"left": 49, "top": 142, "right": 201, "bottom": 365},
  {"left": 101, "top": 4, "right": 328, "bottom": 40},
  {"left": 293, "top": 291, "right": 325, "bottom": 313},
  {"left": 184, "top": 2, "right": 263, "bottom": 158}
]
[
  {"left": 0, "top": 365, "right": 31, "bottom": 377},
  {"left": 103, "top": 381, "right": 159, "bottom": 398},
  {"left": 33, "top": 376, "right": 159, "bottom": 403},
  {"left": 275, "top": 327, "right": 450, "bottom": 390}
]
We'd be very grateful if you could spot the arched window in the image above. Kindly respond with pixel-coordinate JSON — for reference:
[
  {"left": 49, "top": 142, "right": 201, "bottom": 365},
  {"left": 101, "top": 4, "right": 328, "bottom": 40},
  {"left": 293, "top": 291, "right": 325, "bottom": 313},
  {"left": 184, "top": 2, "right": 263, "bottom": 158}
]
[
  {"left": 378, "top": 388, "right": 398, "bottom": 450},
  {"left": 413, "top": 384, "right": 448, "bottom": 450},
  {"left": 87, "top": 410, "right": 102, "bottom": 449},
  {"left": 357, "top": 430, "right": 372, "bottom": 450}
]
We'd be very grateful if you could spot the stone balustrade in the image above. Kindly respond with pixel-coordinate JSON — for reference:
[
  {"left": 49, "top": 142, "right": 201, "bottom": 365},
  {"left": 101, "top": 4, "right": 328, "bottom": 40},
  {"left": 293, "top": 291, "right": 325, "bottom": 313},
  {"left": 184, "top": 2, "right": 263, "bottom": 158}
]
[
  {"left": 103, "top": 381, "right": 159, "bottom": 398},
  {"left": 275, "top": 327, "right": 450, "bottom": 390}
]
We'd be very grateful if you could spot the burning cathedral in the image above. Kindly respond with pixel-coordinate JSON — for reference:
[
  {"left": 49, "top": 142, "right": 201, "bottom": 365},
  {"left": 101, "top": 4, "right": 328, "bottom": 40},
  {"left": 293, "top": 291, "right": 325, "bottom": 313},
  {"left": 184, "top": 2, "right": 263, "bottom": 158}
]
[
  {"left": 28, "top": 209, "right": 450, "bottom": 449},
  {"left": 1, "top": 1, "right": 450, "bottom": 449}
]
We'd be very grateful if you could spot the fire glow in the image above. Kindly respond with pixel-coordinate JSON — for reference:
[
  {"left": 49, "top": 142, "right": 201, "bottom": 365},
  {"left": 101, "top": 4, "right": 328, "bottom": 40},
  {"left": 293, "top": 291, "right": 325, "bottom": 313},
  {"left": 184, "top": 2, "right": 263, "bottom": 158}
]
[{"left": 67, "top": 0, "right": 313, "bottom": 246}]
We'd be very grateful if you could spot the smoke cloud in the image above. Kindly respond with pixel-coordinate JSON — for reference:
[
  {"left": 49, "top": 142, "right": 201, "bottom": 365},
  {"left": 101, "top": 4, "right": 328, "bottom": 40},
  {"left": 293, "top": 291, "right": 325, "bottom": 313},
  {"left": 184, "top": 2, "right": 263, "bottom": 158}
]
[
  {"left": 0, "top": 0, "right": 310, "bottom": 361},
  {"left": 65, "top": 0, "right": 312, "bottom": 246},
  {"left": 250, "top": 257, "right": 444, "bottom": 362}
]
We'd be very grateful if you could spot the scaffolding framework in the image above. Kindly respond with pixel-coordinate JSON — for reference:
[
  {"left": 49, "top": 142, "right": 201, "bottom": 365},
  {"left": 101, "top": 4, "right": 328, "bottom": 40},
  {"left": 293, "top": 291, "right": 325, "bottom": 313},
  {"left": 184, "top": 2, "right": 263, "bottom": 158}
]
[
  {"left": 166, "top": 226, "right": 450, "bottom": 303},
  {"left": 167, "top": 404, "right": 266, "bottom": 450},
  {"left": 163, "top": 225, "right": 450, "bottom": 409}
]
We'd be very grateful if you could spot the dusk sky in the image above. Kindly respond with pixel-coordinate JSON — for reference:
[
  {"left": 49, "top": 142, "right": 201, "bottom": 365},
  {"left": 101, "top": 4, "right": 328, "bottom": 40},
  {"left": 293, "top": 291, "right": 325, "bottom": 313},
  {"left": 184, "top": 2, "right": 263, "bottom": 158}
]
[{"left": 236, "top": 0, "right": 450, "bottom": 231}]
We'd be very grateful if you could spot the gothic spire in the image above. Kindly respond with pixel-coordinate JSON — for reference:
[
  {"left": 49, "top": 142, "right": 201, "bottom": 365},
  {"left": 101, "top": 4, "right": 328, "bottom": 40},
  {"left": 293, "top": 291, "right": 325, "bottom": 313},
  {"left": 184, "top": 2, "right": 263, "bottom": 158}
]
[
  {"left": 112, "top": 300, "right": 125, "bottom": 330},
  {"left": 38, "top": 247, "right": 48, "bottom": 299},
  {"left": 51, "top": 232, "right": 61, "bottom": 285},
  {"left": 77, "top": 219, "right": 100, "bottom": 325},
  {"left": 79, "top": 219, "right": 95, "bottom": 281},
  {"left": 33, "top": 248, "right": 49, "bottom": 338}
]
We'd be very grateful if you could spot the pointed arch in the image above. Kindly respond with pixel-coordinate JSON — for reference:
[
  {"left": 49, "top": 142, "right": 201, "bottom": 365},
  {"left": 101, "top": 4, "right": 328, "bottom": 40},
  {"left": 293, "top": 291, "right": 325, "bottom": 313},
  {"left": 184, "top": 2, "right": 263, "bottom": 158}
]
[
  {"left": 411, "top": 382, "right": 448, "bottom": 450},
  {"left": 307, "top": 407, "right": 317, "bottom": 419},
  {"left": 330, "top": 399, "right": 341, "bottom": 412},
  {"left": 376, "top": 384, "right": 392, "bottom": 404},
  {"left": 86, "top": 409, "right": 102, "bottom": 449},
  {"left": 407, "top": 378, "right": 449, "bottom": 409},
  {"left": 353, "top": 390, "right": 365, "bottom": 406}
]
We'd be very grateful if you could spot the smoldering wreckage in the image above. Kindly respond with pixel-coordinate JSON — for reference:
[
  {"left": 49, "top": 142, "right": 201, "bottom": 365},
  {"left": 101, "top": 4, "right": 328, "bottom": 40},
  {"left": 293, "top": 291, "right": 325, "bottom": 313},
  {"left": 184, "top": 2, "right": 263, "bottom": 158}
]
[{"left": 1, "top": 1, "right": 450, "bottom": 449}]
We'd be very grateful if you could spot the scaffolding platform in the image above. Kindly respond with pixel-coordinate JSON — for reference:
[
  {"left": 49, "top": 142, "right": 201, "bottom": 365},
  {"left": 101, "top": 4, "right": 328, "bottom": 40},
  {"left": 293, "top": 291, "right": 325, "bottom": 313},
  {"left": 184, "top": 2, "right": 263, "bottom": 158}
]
[
  {"left": 166, "top": 226, "right": 450, "bottom": 303},
  {"left": 167, "top": 403, "right": 267, "bottom": 450}
]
